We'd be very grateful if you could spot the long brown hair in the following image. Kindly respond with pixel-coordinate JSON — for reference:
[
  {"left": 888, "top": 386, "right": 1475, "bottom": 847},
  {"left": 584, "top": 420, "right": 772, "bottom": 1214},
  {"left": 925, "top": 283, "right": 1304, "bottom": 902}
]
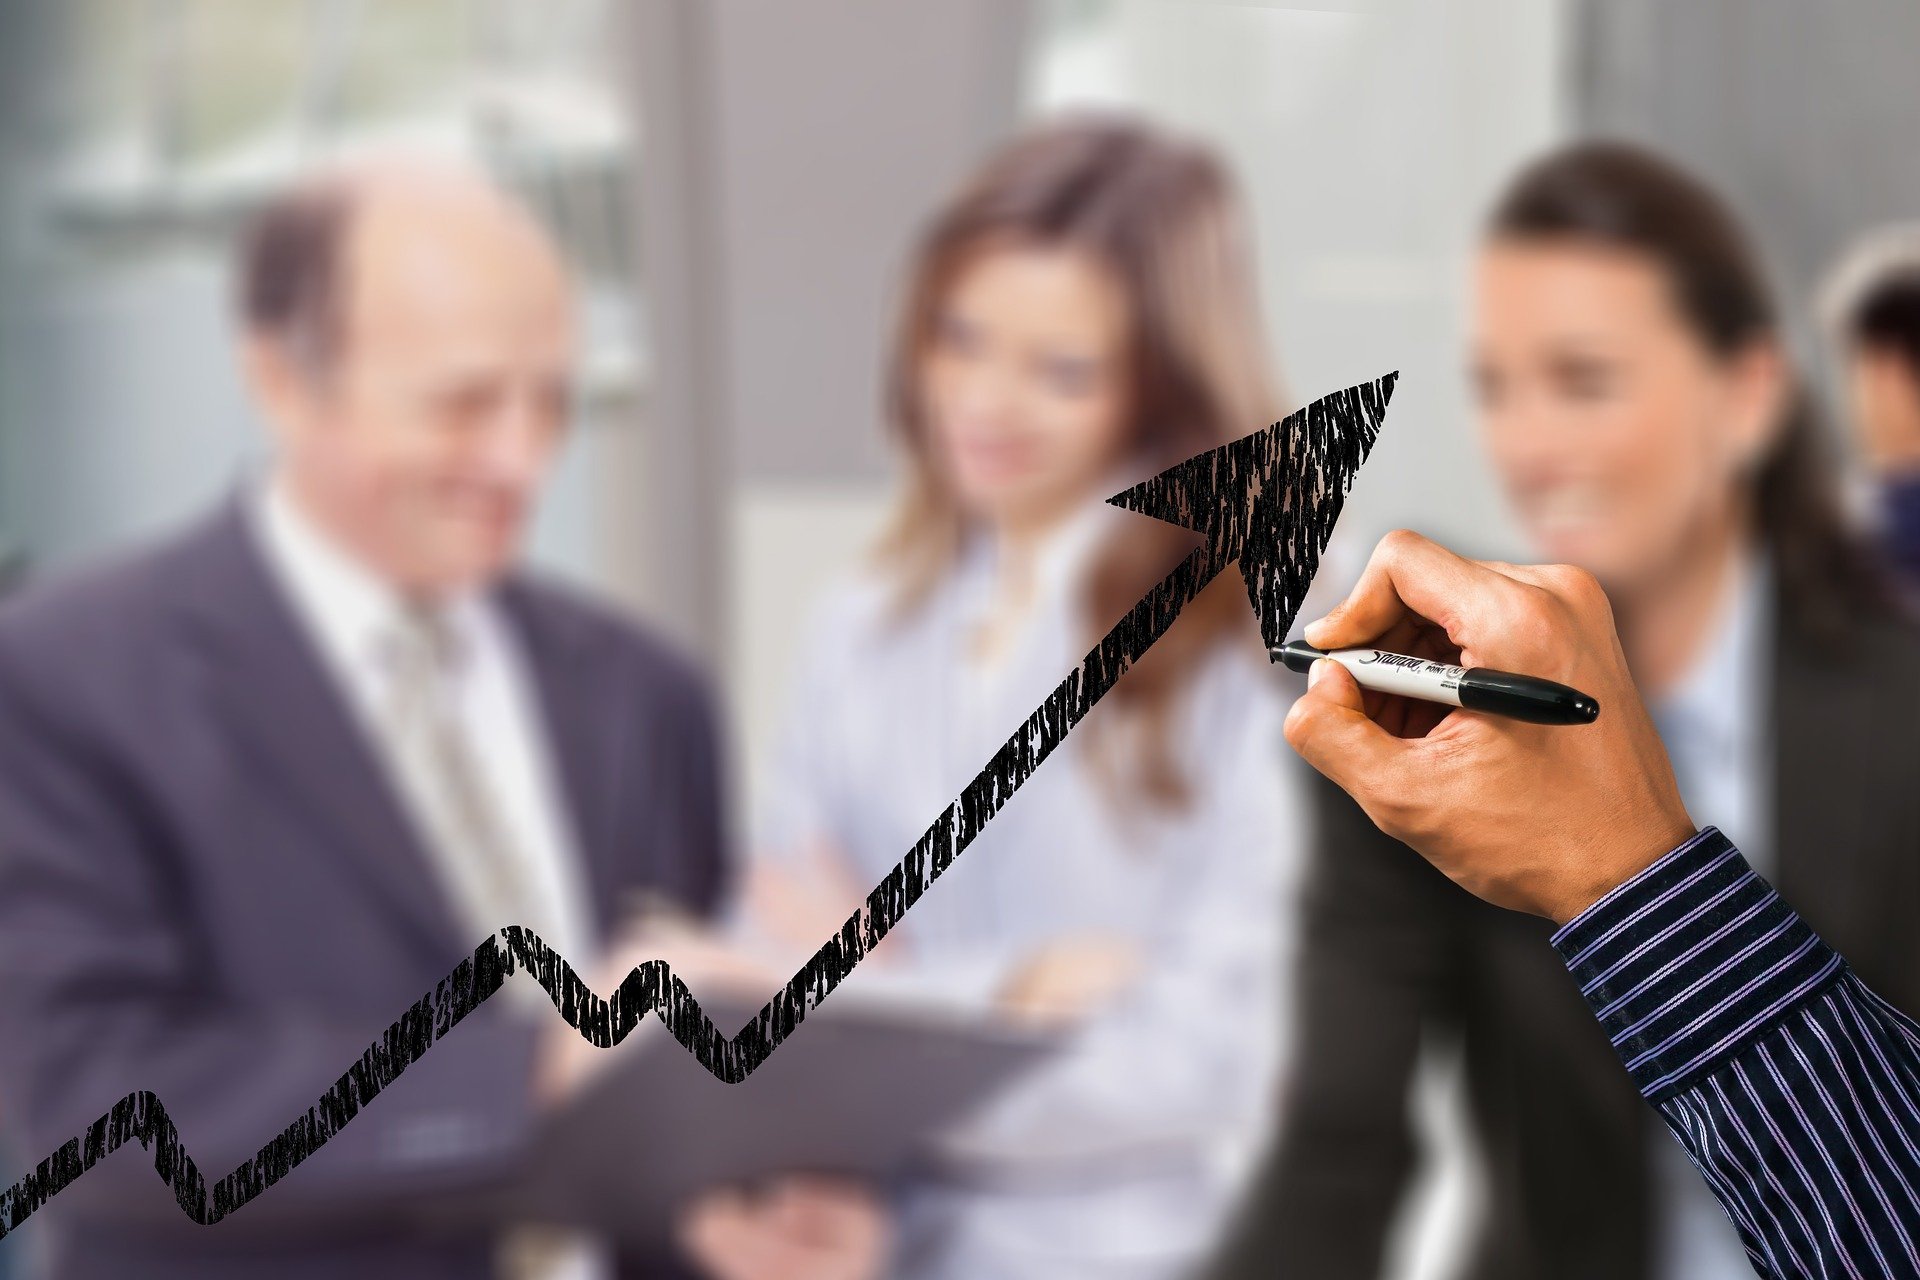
[
  {"left": 1487, "top": 140, "right": 1899, "bottom": 643},
  {"left": 876, "top": 116, "right": 1285, "bottom": 808}
]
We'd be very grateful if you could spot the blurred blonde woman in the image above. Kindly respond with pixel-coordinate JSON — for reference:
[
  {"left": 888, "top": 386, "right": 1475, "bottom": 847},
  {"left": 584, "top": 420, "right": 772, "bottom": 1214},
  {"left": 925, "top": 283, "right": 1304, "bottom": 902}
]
[{"left": 745, "top": 116, "right": 1302, "bottom": 1280}]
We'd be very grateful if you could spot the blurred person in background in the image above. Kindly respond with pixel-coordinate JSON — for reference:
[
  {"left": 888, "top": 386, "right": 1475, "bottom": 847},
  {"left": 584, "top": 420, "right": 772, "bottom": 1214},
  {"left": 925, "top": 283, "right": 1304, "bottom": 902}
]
[
  {"left": 740, "top": 116, "right": 1299, "bottom": 1280},
  {"left": 1821, "top": 223, "right": 1920, "bottom": 596},
  {"left": 1212, "top": 140, "right": 1920, "bottom": 1280},
  {"left": 0, "top": 158, "right": 884, "bottom": 1280}
]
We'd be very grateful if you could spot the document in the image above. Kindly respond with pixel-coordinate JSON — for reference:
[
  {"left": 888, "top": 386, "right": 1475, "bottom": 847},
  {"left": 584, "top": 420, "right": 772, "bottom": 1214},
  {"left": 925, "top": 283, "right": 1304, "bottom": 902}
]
[{"left": 515, "top": 984, "right": 1061, "bottom": 1244}]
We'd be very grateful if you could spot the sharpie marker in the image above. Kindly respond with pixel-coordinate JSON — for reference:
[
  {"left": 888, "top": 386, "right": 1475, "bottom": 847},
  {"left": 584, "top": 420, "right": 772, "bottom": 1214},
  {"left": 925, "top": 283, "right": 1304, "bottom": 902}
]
[{"left": 1272, "top": 640, "right": 1601, "bottom": 726}]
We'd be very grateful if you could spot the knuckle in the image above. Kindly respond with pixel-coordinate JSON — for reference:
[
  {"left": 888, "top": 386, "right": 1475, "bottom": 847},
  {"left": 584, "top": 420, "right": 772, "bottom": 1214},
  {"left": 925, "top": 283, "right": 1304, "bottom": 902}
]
[
  {"left": 1573, "top": 572, "right": 1616, "bottom": 627},
  {"left": 1281, "top": 708, "right": 1308, "bottom": 752},
  {"left": 1378, "top": 528, "right": 1424, "bottom": 560},
  {"left": 1496, "top": 588, "right": 1560, "bottom": 659},
  {"left": 1530, "top": 568, "right": 1617, "bottom": 678},
  {"left": 1281, "top": 699, "right": 1321, "bottom": 753},
  {"left": 1542, "top": 563, "right": 1607, "bottom": 612}
]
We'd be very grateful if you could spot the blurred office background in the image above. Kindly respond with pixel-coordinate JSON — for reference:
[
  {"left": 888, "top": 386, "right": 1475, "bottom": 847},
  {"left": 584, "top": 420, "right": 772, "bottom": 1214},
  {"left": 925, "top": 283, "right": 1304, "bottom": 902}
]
[{"left": 2, "top": 2, "right": 1918, "bottom": 1277}]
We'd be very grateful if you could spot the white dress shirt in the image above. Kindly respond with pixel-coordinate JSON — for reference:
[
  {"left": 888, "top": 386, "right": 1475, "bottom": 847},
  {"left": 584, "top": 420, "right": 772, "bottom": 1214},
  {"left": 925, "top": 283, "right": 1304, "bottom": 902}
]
[
  {"left": 752, "top": 497, "right": 1303, "bottom": 1280},
  {"left": 252, "top": 477, "right": 597, "bottom": 960},
  {"left": 1649, "top": 552, "right": 1774, "bottom": 1280},
  {"left": 250, "top": 477, "right": 605, "bottom": 1280}
]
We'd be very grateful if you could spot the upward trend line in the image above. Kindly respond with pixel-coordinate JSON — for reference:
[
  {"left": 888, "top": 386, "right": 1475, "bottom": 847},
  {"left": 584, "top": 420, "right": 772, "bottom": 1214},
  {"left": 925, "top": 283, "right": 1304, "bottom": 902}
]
[{"left": 0, "top": 373, "right": 1395, "bottom": 1240}]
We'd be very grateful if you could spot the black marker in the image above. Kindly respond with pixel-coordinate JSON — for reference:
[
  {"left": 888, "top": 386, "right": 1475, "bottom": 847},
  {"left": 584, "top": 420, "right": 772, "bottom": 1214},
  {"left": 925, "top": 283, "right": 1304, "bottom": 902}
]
[{"left": 1273, "top": 640, "right": 1600, "bottom": 726}]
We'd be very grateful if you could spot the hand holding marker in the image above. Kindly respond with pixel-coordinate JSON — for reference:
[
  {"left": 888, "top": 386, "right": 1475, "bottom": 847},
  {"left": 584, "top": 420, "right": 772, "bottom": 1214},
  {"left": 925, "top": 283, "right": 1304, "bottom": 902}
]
[{"left": 1273, "top": 640, "right": 1600, "bottom": 726}]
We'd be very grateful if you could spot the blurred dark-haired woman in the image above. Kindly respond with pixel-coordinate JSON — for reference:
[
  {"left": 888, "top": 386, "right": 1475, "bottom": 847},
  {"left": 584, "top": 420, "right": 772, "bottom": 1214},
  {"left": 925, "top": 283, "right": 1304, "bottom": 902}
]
[{"left": 1213, "top": 140, "right": 1920, "bottom": 1280}]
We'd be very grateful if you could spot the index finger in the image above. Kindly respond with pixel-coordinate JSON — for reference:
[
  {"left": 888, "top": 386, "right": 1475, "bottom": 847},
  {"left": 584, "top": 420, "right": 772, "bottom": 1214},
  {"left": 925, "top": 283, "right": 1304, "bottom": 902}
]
[{"left": 1303, "top": 529, "right": 1531, "bottom": 655}]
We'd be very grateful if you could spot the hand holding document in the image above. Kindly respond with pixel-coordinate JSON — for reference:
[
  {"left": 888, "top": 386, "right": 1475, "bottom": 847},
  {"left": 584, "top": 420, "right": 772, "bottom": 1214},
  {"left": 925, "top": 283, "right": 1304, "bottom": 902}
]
[
  {"left": 742, "top": 843, "right": 899, "bottom": 963},
  {"left": 1282, "top": 529, "right": 1697, "bottom": 923},
  {"left": 515, "top": 895, "right": 1062, "bottom": 1249},
  {"left": 995, "top": 934, "right": 1143, "bottom": 1027},
  {"left": 679, "top": 1177, "right": 891, "bottom": 1280},
  {"left": 741, "top": 851, "right": 1146, "bottom": 1027}
]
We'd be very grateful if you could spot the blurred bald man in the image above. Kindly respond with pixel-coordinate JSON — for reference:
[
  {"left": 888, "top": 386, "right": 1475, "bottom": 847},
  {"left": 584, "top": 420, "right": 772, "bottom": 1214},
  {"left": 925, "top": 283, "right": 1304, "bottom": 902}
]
[{"left": 0, "top": 161, "right": 884, "bottom": 1280}]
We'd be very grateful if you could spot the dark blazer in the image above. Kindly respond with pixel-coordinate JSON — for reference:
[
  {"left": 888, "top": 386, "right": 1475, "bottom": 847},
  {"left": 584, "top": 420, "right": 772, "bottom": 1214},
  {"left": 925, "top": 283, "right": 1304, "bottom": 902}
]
[
  {"left": 0, "top": 500, "right": 730, "bottom": 1280},
  {"left": 1211, "top": 593, "right": 1920, "bottom": 1280}
]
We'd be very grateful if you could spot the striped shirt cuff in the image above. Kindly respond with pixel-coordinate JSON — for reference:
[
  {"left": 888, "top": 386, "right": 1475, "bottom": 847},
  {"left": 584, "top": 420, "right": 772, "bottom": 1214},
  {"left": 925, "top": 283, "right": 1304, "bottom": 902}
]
[{"left": 1549, "top": 827, "right": 1847, "bottom": 1103}]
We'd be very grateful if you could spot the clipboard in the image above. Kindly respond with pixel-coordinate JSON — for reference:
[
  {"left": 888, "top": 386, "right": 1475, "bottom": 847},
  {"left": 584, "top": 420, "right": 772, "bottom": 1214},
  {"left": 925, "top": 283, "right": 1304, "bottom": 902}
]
[{"left": 512, "top": 988, "right": 1060, "bottom": 1246}]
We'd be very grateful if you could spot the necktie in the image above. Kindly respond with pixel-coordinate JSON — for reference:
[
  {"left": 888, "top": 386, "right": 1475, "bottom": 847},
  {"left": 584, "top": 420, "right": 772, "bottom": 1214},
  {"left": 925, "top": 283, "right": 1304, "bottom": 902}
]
[
  {"left": 380, "top": 604, "right": 547, "bottom": 954},
  {"left": 379, "top": 606, "right": 606, "bottom": 1280}
]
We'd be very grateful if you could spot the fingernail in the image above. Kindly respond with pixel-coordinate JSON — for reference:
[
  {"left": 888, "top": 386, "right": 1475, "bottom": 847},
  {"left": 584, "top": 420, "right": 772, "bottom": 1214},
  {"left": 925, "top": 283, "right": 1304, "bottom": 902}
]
[{"left": 1308, "top": 658, "right": 1331, "bottom": 688}]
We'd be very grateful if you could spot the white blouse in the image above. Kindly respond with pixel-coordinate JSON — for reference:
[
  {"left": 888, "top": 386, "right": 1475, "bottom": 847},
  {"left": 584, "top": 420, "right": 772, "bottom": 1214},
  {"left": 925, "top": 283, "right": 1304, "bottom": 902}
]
[{"left": 751, "top": 497, "right": 1305, "bottom": 1280}]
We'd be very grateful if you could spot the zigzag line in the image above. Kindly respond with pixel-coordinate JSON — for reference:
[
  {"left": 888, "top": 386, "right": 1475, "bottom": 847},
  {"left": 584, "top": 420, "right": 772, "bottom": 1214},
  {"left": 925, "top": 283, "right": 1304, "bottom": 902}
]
[
  {"left": 0, "top": 513, "right": 1234, "bottom": 1238},
  {"left": 0, "top": 373, "right": 1393, "bottom": 1238}
]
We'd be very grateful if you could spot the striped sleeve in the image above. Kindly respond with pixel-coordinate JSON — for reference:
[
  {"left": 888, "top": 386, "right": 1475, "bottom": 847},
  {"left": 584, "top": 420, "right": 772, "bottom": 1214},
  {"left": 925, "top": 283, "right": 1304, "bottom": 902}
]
[{"left": 1552, "top": 827, "right": 1920, "bottom": 1279}]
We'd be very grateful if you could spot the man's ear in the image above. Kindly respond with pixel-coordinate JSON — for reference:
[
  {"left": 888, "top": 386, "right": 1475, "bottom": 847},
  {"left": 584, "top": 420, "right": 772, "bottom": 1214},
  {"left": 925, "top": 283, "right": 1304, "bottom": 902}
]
[{"left": 237, "top": 332, "right": 318, "bottom": 447}]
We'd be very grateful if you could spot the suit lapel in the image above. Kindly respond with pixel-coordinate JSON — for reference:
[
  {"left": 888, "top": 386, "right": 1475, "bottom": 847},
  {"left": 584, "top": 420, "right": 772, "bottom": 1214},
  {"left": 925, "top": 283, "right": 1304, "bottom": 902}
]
[
  {"left": 178, "top": 499, "right": 466, "bottom": 958},
  {"left": 494, "top": 578, "right": 618, "bottom": 945}
]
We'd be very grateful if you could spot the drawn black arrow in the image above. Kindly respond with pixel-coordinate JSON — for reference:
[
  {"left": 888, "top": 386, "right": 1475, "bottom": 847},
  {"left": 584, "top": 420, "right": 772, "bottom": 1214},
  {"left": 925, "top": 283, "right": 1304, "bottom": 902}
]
[{"left": 0, "top": 371, "right": 1394, "bottom": 1239}]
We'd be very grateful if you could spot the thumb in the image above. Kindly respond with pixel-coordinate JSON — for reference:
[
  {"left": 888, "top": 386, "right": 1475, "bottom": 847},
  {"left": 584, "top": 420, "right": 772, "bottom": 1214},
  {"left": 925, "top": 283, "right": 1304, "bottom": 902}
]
[{"left": 1283, "top": 659, "right": 1409, "bottom": 803}]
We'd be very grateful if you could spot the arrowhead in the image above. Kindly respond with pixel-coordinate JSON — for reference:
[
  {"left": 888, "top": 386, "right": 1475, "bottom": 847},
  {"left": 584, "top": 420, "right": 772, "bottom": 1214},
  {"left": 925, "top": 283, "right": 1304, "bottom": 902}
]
[{"left": 1107, "top": 372, "right": 1396, "bottom": 650}]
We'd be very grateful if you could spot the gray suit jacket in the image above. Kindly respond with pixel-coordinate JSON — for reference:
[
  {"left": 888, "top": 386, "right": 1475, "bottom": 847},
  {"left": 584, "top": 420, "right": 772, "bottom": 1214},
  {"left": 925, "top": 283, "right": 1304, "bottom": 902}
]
[{"left": 0, "top": 499, "right": 729, "bottom": 1279}]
